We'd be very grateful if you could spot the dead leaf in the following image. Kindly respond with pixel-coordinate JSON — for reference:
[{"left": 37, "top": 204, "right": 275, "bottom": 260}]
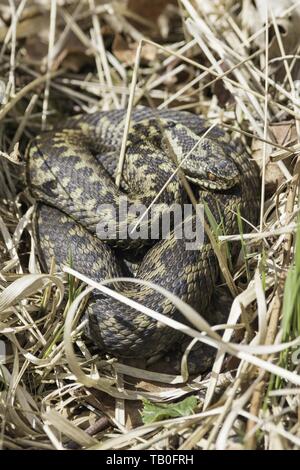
[
  {"left": 52, "top": 32, "right": 93, "bottom": 73},
  {"left": 112, "top": 34, "right": 136, "bottom": 65},
  {"left": 24, "top": 30, "right": 91, "bottom": 73},
  {"left": 24, "top": 36, "right": 48, "bottom": 64},
  {"left": 252, "top": 121, "right": 296, "bottom": 196},
  {"left": 112, "top": 34, "right": 157, "bottom": 66},
  {"left": 127, "top": 0, "right": 177, "bottom": 23},
  {"left": 269, "top": 120, "right": 298, "bottom": 146},
  {"left": 0, "top": 14, "right": 49, "bottom": 42}
]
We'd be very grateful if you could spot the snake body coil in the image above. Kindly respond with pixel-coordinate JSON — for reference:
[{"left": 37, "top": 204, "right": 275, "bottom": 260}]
[{"left": 27, "top": 108, "right": 260, "bottom": 359}]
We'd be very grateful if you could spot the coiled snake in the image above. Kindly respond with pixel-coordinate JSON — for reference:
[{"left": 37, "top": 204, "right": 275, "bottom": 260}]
[{"left": 26, "top": 108, "right": 260, "bottom": 360}]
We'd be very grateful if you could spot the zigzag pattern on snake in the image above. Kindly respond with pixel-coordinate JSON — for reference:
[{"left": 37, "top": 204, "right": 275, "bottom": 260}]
[{"left": 26, "top": 108, "right": 260, "bottom": 359}]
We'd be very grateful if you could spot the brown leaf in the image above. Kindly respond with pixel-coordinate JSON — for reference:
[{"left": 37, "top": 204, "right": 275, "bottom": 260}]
[
  {"left": 127, "top": 0, "right": 177, "bottom": 23},
  {"left": 112, "top": 34, "right": 136, "bottom": 66},
  {"left": 0, "top": 14, "right": 49, "bottom": 42},
  {"left": 24, "top": 30, "right": 91, "bottom": 73},
  {"left": 52, "top": 32, "right": 92, "bottom": 73},
  {"left": 269, "top": 121, "right": 298, "bottom": 146},
  {"left": 252, "top": 121, "right": 296, "bottom": 196},
  {"left": 24, "top": 36, "right": 48, "bottom": 64},
  {"left": 112, "top": 34, "right": 157, "bottom": 66}
]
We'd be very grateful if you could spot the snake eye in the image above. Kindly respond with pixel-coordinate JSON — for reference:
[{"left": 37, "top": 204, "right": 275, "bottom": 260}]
[
  {"left": 167, "top": 121, "right": 176, "bottom": 128},
  {"left": 207, "top": 172, "right": 216, "bottom": 181}
]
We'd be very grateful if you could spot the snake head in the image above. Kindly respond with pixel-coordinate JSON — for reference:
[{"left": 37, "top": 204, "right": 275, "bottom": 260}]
[
  {"left": 163, "top": 121, "right": 240, "bottom": 191},
  {"left": 178, "top": 136, "right": 240, "bottom": 191}
]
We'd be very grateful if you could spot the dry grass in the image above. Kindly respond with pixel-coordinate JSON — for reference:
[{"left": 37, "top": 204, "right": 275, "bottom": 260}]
[{"left": 0, "top": 0, "right": 300, "bottom": 450}]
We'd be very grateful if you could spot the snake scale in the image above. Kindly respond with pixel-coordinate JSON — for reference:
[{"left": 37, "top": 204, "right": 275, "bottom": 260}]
[{"left": 26, "top": 108, "right": 260, "bottom": 360}]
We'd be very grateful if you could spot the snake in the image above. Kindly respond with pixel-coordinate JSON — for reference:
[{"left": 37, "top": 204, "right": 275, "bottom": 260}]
[{"left": 26, "top": 107, "right": 260, "bottom": 360}]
